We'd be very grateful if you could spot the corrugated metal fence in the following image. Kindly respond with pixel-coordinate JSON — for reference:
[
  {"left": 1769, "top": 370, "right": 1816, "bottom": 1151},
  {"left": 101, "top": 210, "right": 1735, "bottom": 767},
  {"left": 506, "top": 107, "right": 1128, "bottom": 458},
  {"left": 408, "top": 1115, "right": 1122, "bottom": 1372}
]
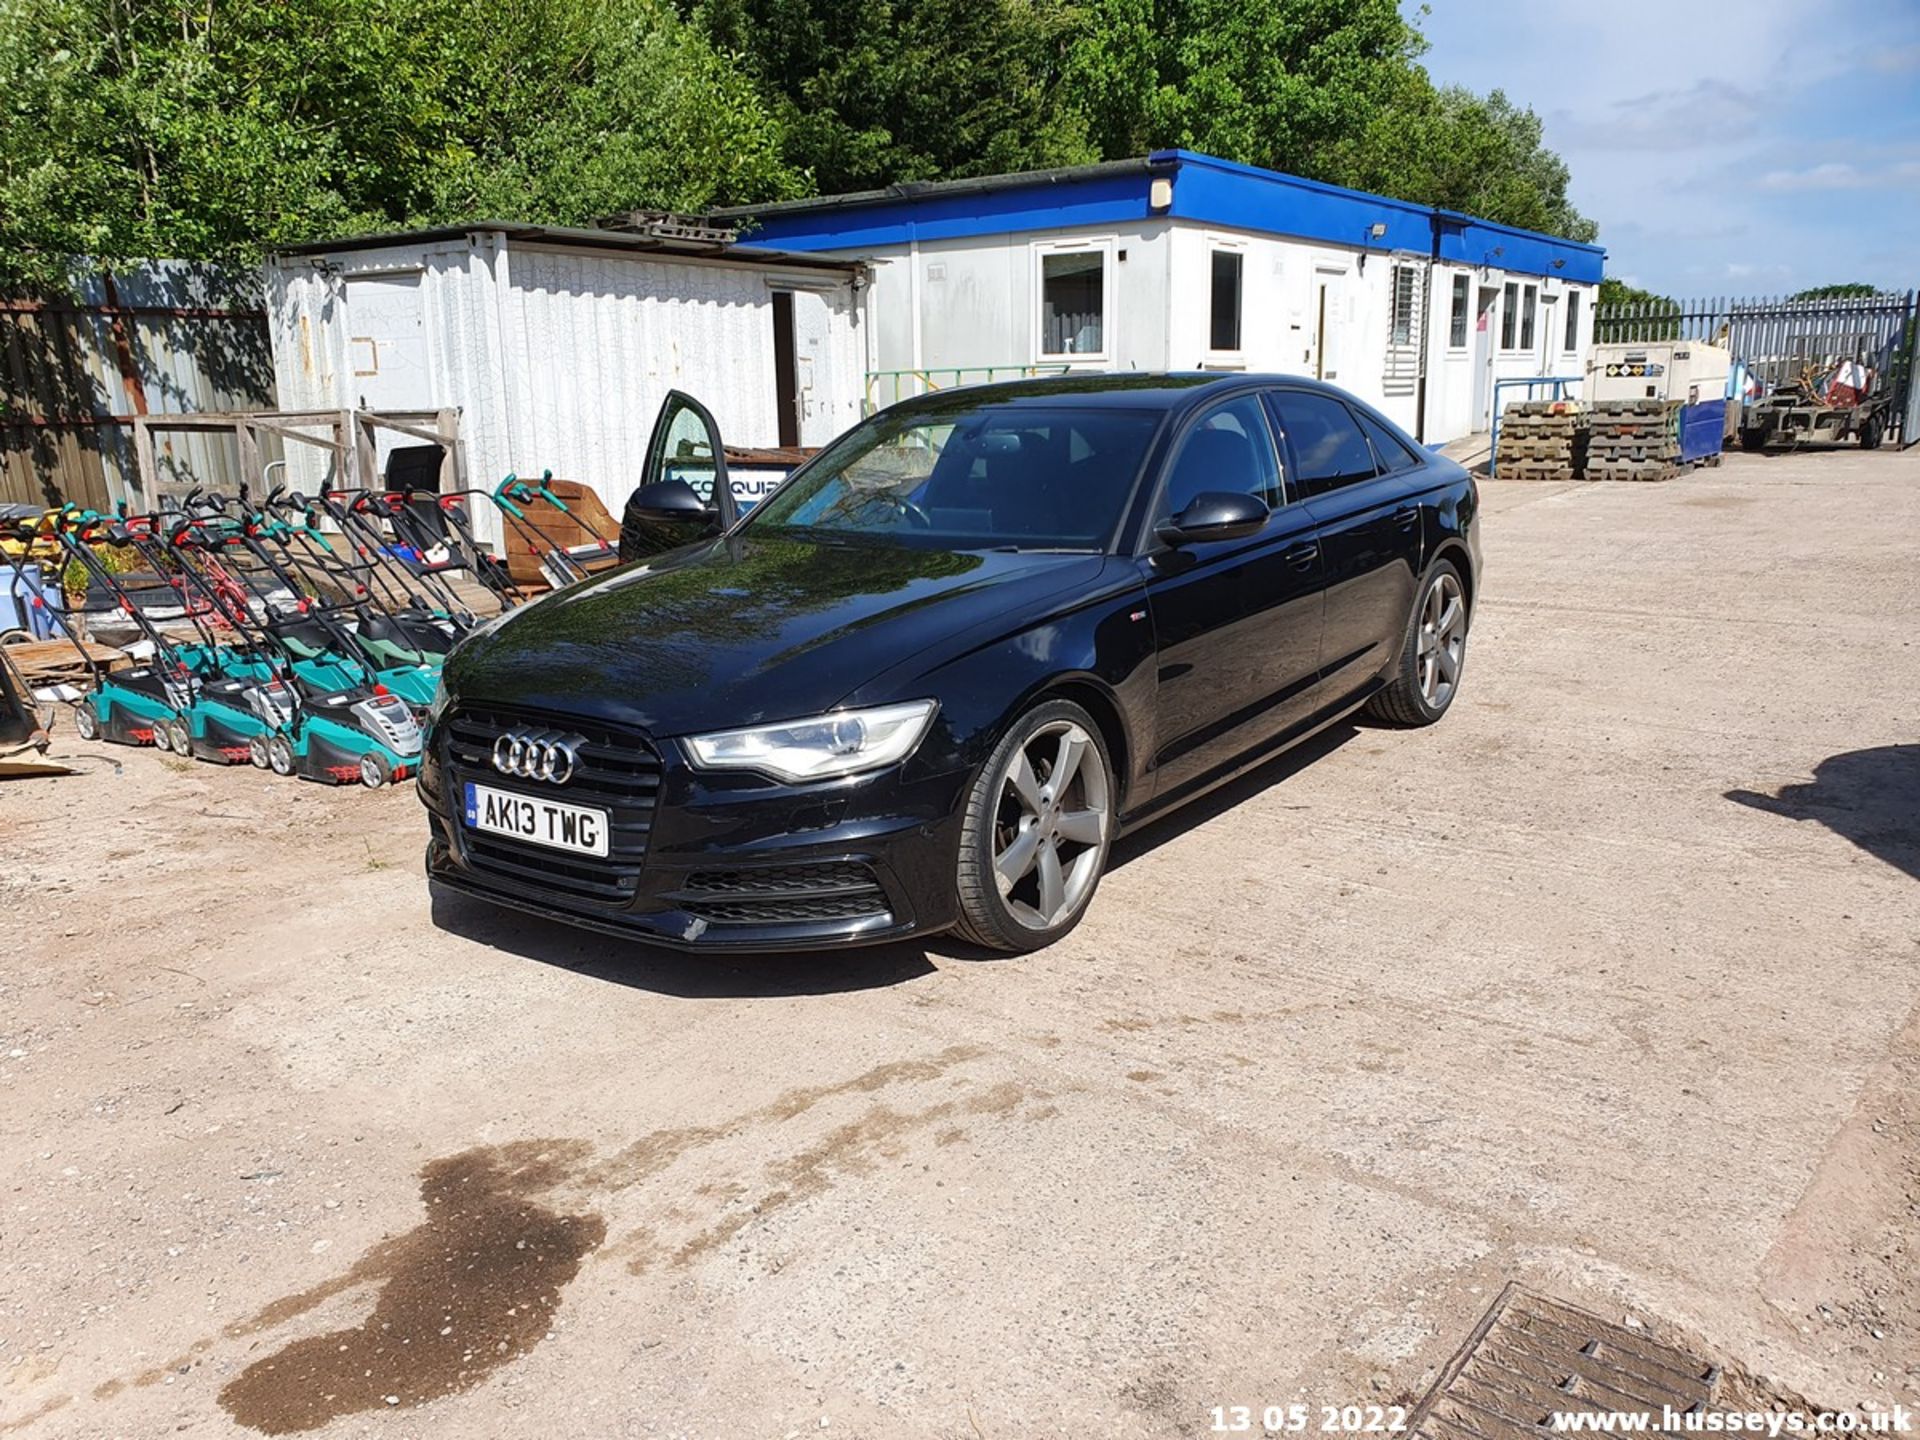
[
  {"left": 0, "top": 262, "right": 276, "bottom": 511},
  {"left": 1596, "top": 289, "right": 1917, "bottom": 443}
]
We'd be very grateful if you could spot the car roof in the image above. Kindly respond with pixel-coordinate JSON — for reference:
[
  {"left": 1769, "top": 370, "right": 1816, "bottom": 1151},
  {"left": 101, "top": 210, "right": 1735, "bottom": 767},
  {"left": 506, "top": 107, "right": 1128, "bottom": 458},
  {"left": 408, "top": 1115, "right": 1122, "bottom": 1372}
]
[{"left": 881, "top": 371, "right": 1365, "bottom": 419}]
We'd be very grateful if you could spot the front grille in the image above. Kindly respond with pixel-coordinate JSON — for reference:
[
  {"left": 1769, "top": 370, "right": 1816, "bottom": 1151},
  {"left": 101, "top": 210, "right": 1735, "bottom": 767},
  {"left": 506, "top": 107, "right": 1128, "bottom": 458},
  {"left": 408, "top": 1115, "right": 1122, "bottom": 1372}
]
[
  {"left": 442, "top": 704, "right": 661, "bottom": 905},
  {"left": 680, "top": 862, "right": 891, "bottom": 927}
]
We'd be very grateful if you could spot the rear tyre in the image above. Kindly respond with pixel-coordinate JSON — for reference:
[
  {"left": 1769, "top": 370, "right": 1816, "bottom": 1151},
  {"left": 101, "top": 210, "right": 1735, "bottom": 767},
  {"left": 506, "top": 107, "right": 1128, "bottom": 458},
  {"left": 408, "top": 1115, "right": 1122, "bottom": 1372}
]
[
  {"left": 150, "top": 719, "right": 173, "bottom": 753},
  {"left": 1859, "top": 415, "right": 1884, "bottom": 450},
  {"left": 1367, "top": 559, "right": 1468, "bottom": 728},
  {"left": 952, "top": 699, "right": 1114, "bottom": 954},
  {"left": 248, "top": 735, "right": 270, "bottom": 769},
  {"left": 72, "top": 703, "right": 99, "bottom": 741},
  {"left": 358, "top": 751, "right": 391, "bottom": 790},
  {"left": 165, "top": 718, "right": 192, "bottom": 755},
  {"left": 267, "top": 734, "right": 295, "bottom": 777}
]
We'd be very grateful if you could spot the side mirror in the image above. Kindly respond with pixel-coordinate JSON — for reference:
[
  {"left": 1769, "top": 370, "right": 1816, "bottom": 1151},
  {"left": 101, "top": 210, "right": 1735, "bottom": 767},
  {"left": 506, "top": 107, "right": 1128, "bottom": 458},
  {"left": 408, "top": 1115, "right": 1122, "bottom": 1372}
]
[
  {"left": 1156, "top": 491, "right": 1270, "bottom": 546},
  {"left": 624, "top": 479, "right": 717, "bottom": 523}
]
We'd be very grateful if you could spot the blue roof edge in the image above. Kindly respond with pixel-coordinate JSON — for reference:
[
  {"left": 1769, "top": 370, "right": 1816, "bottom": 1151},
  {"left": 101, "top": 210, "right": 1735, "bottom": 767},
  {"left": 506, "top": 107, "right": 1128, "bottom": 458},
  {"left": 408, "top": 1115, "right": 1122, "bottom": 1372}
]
[{"left": 737, "top": 150, "right": 1606, "bottom": 284}]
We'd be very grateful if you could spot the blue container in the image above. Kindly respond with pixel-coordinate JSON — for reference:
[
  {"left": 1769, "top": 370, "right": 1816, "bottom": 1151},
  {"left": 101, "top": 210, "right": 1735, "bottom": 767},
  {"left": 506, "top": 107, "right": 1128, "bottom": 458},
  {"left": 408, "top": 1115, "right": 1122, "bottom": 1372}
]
[
  {"left": 0, "top": 561, "right": 68, "bottom": 639},
  {"left": 1678, "top": 401, "right": 1725, "bottom": 465}
]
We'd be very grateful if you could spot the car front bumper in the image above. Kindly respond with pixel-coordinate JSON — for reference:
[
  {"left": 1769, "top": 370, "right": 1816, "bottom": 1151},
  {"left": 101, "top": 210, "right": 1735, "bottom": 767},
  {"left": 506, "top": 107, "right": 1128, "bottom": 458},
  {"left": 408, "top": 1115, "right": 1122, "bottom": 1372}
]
[{"left": 419, "top": 703, "right": 970, "bottom": 953}]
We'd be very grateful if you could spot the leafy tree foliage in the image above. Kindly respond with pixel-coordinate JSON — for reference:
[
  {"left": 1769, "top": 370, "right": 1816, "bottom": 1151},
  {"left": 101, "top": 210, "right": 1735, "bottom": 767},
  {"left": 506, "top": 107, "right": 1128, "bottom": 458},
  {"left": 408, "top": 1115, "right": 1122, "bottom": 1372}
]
[
  {"left": 691, "top": 0, "right": 1096, "bottom": 191},
  {"left": 0, "top": 0, "right": 799, "bottom": 285},
  {"left": 0, "top": 0, "right": 1599, "bottom": 282},
  {"left": 1598, "top": 278, "right": 1676, "bottom": 308},
  {"left": 692, "top": 0, "right": 1596, "bottom": 240},
  {"left": 1790, "top": 283, "right": 1878, "bottom": 300}
]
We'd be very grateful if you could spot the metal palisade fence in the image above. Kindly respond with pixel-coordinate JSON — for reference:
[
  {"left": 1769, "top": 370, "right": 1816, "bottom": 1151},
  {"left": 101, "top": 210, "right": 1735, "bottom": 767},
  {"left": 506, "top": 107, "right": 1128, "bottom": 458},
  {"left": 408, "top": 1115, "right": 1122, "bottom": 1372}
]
[{"left": 1596, "top": 289, "right": 1919, "bottom": 444}]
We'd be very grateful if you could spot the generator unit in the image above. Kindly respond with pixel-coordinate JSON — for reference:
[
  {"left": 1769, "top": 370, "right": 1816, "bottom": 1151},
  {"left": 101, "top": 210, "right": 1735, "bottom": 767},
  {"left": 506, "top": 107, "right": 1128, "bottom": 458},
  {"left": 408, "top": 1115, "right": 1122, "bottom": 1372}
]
[{"left": 1587, "top": 340, "right": 1731, "bottom": 467}]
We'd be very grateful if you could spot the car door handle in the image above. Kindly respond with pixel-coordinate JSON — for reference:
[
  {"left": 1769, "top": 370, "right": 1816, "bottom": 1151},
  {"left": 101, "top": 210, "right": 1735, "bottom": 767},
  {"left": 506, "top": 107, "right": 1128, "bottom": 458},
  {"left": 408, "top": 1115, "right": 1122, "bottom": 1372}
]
[
  {"left": 1282, "top": 541, "right": 1320, "bottom": 571},
  {"left": 1392, "top": 506, "right": 1419, "bottom": 529}
]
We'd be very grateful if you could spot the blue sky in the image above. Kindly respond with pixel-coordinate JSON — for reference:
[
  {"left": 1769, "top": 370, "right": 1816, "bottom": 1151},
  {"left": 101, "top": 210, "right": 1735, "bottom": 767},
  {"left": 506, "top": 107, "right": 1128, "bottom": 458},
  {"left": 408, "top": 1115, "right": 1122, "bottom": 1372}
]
[{"left": 1415, "top": 1, "right": 1920, "bottom": 297}]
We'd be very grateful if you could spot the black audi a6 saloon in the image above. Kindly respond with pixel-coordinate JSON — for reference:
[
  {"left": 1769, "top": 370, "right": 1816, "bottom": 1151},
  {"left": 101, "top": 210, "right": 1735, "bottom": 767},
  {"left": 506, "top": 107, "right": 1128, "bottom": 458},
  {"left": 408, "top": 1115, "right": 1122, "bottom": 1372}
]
[{"left": 421, "top": 374, "right": 1479, "bottom": 953}]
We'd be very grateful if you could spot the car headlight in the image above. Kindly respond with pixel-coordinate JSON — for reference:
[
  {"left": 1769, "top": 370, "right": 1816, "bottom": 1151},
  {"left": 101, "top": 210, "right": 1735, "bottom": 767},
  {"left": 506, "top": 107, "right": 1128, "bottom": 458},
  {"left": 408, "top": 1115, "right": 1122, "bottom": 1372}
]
[
  {"left": 683, "top": 700, "right": 938, "bottom": 783},
  {"left": 425, "top": 674, "right": 451, "bottom": 728}
]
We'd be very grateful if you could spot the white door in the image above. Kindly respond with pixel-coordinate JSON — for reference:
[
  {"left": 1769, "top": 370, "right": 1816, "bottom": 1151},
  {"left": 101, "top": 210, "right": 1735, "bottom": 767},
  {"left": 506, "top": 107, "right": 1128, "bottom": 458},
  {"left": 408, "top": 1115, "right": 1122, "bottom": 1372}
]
[{"left": 1472, "top": 286, "right": 1498, "bottom": 428}]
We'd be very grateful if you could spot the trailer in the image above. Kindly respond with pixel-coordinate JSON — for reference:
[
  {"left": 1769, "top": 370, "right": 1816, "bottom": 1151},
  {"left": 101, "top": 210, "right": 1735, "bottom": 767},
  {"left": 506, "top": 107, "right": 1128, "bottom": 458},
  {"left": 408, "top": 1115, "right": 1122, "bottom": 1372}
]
[{"left": 1738, "top": 359, "right": 1891, "bottom": 451}]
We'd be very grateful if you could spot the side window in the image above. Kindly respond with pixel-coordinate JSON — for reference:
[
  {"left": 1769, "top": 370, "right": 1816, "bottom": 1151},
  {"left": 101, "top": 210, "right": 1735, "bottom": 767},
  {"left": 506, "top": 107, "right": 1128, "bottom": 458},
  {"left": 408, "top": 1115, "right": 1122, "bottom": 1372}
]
[
  {"left": 1159, "top": 395, "right": 1285, "bottom": 519},
  {"left": 1270, "top": 392, "right": 1379, "bottom": 497},
  {"left": 1354, "top": 410, "right": 1423, "bottom": 473}
]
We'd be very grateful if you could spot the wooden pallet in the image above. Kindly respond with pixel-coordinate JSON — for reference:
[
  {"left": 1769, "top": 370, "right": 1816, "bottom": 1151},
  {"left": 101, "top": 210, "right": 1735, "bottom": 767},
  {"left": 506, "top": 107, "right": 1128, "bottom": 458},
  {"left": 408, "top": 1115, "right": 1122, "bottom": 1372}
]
[{"left": 1, "top": 636, "right": 127, "bottom": 686}]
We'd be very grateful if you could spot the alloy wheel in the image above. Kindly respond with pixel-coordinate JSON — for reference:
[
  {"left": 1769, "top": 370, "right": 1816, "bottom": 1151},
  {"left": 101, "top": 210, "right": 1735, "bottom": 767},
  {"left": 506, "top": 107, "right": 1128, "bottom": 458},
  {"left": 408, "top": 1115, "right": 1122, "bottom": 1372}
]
[
  {"left": 990, "top": 720, "right": 1110, "bottom": 930},
  {"left": 1416, "top": 572, "right": 1467, "bottom": 710}
]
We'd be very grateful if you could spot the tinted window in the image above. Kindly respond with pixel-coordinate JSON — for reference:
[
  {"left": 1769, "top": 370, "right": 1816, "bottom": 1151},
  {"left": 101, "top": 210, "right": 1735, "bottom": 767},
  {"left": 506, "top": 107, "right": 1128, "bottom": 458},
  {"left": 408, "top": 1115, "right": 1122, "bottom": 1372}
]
[
  {"left": 1270, "top": 392, "right": 1378, "bottom": 496},
  {"left": 1160, "top": 395, "right": 1284, "bottom": 518},
  {"left": 748, "top": 403, "right": 1158, "bottom": 551},
  {"left": 1355, "top": 410, "right": 1423, "bottom": 473},
  {"left": 1209, "top": 251, "right": 1243, "bottom": 352}
]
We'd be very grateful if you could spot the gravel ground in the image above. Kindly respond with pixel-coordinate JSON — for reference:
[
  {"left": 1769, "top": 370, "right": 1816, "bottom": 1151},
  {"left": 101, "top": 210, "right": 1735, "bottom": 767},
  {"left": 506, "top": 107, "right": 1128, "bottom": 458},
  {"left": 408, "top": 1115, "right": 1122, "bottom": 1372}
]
[{"left": 2, "top": 445, "right": 1916, "bottom": 1439}]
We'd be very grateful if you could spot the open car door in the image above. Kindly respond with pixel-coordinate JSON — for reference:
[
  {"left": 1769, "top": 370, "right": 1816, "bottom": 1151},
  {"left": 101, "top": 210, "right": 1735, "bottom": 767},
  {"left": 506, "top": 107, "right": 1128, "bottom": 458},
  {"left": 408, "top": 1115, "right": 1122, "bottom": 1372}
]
[{"left": 618, "top": 391, "right": 738, "bottom": 563}]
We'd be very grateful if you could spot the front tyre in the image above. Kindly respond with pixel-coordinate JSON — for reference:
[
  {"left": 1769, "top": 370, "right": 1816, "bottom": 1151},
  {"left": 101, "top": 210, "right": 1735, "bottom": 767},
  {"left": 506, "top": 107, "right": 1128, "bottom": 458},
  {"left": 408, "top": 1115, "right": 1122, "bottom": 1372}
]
[
  {"left": 358, "top": 751, "right": 391, "bottom": 790},
  {"left": 953, "top": 699, "right": 1114, "bottom": 953},
  {"left": 1368, "top": 559, "right": 1468, "bottom": 727}
]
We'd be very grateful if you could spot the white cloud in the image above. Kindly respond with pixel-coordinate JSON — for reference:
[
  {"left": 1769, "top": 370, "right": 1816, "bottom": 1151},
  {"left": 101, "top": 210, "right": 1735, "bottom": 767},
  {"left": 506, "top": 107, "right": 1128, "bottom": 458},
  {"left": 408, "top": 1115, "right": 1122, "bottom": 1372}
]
[
  {"left": 1414, "top": 0, "right": 1920, "bottom": 294},
  {"left": 1758, "top": 157, "right": 1920, "bottom": 191}
]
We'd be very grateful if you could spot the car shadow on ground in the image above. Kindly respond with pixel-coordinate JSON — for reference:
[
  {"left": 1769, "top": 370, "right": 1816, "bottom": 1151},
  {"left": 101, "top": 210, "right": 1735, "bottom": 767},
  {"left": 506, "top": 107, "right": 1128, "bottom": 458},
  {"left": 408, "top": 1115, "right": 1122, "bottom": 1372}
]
[
  {"left": 428, "top": 886, "right": 941, "bottom": 998},
  {"left": 1727, "top": 744, "right": 1920, "bottom": 881},
  {"left": 1106, "top": 721, "right": 1362, "bottom": 872},
  {"left": 427, "top": 719, "right": 1370, "bottom": 990}
]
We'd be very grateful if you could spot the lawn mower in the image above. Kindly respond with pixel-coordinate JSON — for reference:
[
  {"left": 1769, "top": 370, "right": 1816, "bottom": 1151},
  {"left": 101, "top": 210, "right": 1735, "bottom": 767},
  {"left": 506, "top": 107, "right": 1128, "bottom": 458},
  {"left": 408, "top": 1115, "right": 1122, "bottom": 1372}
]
[
  {"left": 161, "top": 512, "right": 423, "bottom": 788},
  {"left": 180, "top": 492, "right": 441, "bottom": 713},
  {"left": 4, "top": 512, "right": 186, "bottom": 750},
  {"left": 65, "top": 508, "right": 280, "bottom": 763}
]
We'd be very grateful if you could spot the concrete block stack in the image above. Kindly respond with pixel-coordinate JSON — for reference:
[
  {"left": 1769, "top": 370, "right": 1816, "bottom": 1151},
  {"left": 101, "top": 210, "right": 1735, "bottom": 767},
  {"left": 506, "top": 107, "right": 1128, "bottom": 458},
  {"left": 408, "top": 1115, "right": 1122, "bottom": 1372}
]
[
  {"left": 1585, "top": 400, "right": 1681, "bottom": 481},
  {"left": 1494, "top": 401, "right": 1586, "bottom": 481}
]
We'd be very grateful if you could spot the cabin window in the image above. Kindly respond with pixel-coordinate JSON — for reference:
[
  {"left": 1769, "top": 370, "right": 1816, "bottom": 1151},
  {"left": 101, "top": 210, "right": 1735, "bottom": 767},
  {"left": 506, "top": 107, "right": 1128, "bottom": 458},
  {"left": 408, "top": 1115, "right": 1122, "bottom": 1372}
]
[{"left": 1040, "top": 250, "right": 1106, "bottom": 357}]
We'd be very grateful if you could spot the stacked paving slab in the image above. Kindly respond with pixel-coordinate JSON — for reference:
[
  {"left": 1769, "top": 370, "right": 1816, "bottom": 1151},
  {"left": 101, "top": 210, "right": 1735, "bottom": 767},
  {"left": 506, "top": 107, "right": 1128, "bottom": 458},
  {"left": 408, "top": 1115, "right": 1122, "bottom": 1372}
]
[
  {"left": 1585, "top": 400, "right": 1680, "bottom": 482},
  {"left": 1494, "top": 401, "right": 1587, "bottom": 481}
]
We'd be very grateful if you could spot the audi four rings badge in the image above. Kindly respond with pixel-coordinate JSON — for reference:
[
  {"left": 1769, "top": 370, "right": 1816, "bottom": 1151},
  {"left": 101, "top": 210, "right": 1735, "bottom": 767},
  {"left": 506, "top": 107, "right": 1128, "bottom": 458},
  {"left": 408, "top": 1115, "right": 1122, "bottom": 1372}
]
[{"left": 492, "top": 730, "right": 582, "bottom": 785}]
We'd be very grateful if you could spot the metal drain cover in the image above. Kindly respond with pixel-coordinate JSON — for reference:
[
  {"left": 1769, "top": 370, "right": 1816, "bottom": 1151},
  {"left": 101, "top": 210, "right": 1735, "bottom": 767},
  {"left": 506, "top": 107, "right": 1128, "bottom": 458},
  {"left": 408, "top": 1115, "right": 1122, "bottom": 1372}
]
[{"left": 1410, "top": 1285, "right": 1721, "bottom": 1440}]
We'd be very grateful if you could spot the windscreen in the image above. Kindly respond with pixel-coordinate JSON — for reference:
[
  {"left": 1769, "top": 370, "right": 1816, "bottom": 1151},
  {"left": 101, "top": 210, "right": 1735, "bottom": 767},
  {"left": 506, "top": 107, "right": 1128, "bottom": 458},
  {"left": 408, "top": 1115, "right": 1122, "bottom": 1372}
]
[{"left": 744, "top": 404, "right": 1161, "bottom": 551}]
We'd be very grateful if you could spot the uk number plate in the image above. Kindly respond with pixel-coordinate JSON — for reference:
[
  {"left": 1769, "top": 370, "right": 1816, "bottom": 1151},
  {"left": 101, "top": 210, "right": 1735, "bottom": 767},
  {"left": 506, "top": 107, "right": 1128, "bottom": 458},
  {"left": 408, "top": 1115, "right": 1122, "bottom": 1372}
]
[{"left": 463, "top": 782, "right": 609, "bottom": 858}]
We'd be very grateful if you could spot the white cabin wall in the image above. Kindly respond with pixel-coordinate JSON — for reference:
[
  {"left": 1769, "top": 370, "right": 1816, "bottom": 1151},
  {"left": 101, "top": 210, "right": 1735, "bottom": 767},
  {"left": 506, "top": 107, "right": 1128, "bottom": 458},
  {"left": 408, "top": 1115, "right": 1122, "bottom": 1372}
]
[
  {"left": 835, "top": 221, "right": 1177, "bottom": 391},
  {"left": 266, "top": 235, "right": 864, "bottom": 547}
]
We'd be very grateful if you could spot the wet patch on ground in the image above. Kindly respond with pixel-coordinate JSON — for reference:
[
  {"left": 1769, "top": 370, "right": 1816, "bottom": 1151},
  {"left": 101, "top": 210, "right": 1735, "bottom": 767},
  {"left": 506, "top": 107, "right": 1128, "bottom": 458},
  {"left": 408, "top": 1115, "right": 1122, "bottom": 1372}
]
[{"left": 218, "top": 1141, "right": 603, "bottom": 1435}]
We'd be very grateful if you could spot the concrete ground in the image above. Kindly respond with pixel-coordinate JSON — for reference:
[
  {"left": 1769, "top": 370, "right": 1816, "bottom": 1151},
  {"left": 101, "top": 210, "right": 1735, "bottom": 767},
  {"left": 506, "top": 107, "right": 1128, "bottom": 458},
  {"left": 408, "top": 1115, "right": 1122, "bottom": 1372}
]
[{"left": 2, "top": 446, "right": 1917, "bottom": 1439}]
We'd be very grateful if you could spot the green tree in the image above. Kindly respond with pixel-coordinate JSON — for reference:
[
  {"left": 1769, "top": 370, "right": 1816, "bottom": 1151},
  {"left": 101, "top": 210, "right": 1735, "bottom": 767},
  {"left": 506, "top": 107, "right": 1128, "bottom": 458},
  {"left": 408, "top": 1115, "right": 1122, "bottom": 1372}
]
[
  {"left": 1337, "top": 84, "right": 1597, "bottom": 243},
  {"left": 0, "top": 0, "right": 800, "bottom": 284},
  {"left": 1789, "top": 283, "right": 1878, "bottom": 300},
  {"left": 1595, "top": 277, "right": 1679, "bottom": 341},
  {"left": 703, "top": 0, "right": 1597, "bottom": 241},
  {"left": 690, "top": 0, "right": 1096, "bottom": 193}
]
